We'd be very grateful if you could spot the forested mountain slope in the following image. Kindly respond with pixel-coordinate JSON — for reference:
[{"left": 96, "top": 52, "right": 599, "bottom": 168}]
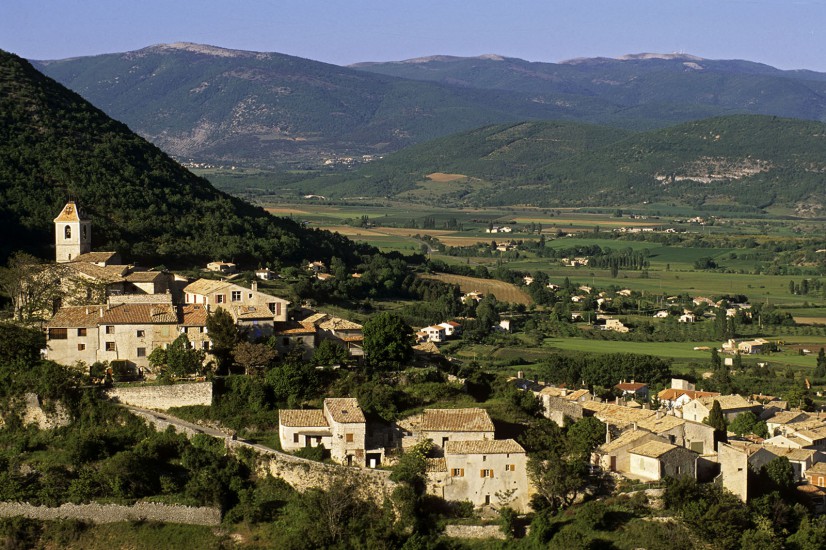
[
  {"left": 290, "top": 116, "right": 826, "bottom": 211},
  {"left": 0, "top": 50, "right": 368, "bottom": 265}
]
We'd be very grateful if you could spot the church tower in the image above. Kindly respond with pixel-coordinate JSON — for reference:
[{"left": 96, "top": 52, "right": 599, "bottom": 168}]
[{"left": 53, "top": 201, "right": 91, "bottom": 263}]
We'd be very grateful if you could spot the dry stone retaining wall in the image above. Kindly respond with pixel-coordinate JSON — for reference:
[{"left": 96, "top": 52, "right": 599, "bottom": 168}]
[
  {"left": 106, "top": 381, "right": 212, "bottom": 409},
  {"left": 0, "top": 501, "right": 220, "bottom": 526},
  {"left": 443, "top": 525, "right": 505, "bottom": 540}
]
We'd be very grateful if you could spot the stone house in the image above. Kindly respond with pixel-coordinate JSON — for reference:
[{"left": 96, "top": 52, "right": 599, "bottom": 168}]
[
  {"left": 628, "top": 440, "right": 698, "bottom": 481},
  {"left": 179, "top": 304, "right": 211, "bottom": 353},
  {"left": 657, "top": 388, "right": 720, "bottom": 412},
  {"left": 183, "top": 279, "right": 289, "bottom": 338},
  {"left": 272, "top": 321, "right": 317, "bottom": 360},
  {"left": 594, "top": 430, "right": 667, "bottom": 474},
  {"left": 315, "top": 315, "right": 364, "bottom": 357},
  {"left": 324, "top": 398, "right": 370, "bottom": 466},
  {"left": 278, "top": 398, "right": 381, "bottom": 467},
  {"left": 428, "top": 439, "right": 530, "bottom": 512},
  {"left": 400, "top": 408, "right": 495, "bottom": 451},
  {"left": 44, "top": 305, "right": 102, "bottom": 366},
  {"left": 681, "top": 395, "right": 757, "bottom": 423},
  {"left": 279, "top": 409, "right": 333, "bottom": 453}
]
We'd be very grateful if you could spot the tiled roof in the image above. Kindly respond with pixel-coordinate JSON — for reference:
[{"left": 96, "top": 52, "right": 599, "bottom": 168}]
[
  {"left": 762, "top": 445, "right": 817, "bottom": 462},
  {"left": 420, "top": 408, "right": 495, "bottom": 433},
  {"left": 426, "top": 458, "right": 447, "bottom": 473},
  {"left": 615, "top": 382, "right": 648, "bottom": 392},
  {"left": 581, "top": 402, "right": 655, "bottom": 427},
  {"left": 125, "top": 271, "right": 164, "bottom": 283},
  {"left": 657, "top": 389, "right": 720, "bottom": 401},
  {"left": 179, "top": 304, "right": 209, "bottom": 327},
  {"left": 184, "top": 279, "right": 231, "bottom": 295},
  {"left": 279, "top": 409, "right": 328, "bottom": 428},
  {"left": 68, "top": 262, "right": 128, "bottom": 283},
  {"left": 275, "top": 321, "right": 317, "bottom": 335},
  {"left": 767, "top": 411, "right": 809, "bottom": 425},
  {"left": 629, "top": 440, "right": 678, "bottom": 459},
  {"left": 324, "top": 398, "right": 366, "bottom": 424},
  {"left": 45, "top": 306, "right": 102, "bottom": 328},
  {"left": 697, "top": 395, "right": 753, "bottom": 411},
  {"left": 637, "top": 414, "right": 686, "bottom": 433},
  {"left": 301, "top": 313, "right": 328, "bottom": 325},
  {"left": 318, "top": 317, "right": 362, "bottom": 331},
  {"left": 413, "top": 341, "right": 441, "bottom": 355},
  {"left": 599, "top": 429, "right": 655, "bottom": 453},
  {"left": 230, "top": 305, "right": 273, "bottom": 320},
  {"left": 100, "top": 303, "right": 178, "bottom": 325},
  {"left": 444, "top": 439, "right": 525, "bottom": 455},
  {"left": 53, "top": 201, "right": 87, "bottom": 222},
  {"left": 70, "top": 251, "right": 118, "bottom": 264}
]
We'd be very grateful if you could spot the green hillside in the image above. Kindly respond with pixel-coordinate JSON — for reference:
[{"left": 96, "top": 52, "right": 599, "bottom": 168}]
[
  {"left": 289, "top": 115, "right": 826, "bottom": 211},
  {"left": 0, "top": 49, "right": 369, "bottom": 266}
]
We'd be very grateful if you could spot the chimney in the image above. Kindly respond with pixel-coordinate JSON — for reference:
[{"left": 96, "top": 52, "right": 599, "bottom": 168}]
[
  {"left": 656, "top": 410, "right": 662, "bottom": 419},
  {"left": 605, "top": 423, "right": 611, "bottom": 444},
  {"left": 251, "top": 281, "right": 258, "bottom": 292},
  {"left": 615, "top": 397, "right": 620, "bottom": 406},
  {"left": 99, "top": 307, "right": 103, "bottom": 318},
  {"left": 85, "top": 307, "right": 89, "bottom": 315}
]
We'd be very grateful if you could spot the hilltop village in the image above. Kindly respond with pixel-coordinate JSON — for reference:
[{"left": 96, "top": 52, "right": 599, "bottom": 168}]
[{"left": 0, "top": 200, "right": 816, "bottom": 546}]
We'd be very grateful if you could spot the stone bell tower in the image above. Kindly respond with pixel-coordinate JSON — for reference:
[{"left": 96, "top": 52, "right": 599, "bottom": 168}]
[{"left": 53, "top": 201, "right": 91, "bottom": 263}]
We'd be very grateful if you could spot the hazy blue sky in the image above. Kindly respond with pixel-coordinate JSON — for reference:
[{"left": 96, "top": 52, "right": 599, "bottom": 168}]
[{"left": 4, "top": 0, "right": 825, "bottom": 70}]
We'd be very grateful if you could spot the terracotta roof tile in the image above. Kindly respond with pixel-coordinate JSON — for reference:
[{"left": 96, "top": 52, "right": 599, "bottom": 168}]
[
  {"left": 318, "top": 317, "right": 362, "bottom": 331},
  {"left": 184, "top": 279, "right": 231, "bottom": 295},
  {"left": 599, "top": 430, "right": 656, "bottom": 453},
  {"left": 100, "top": 303, "right": 178, "bottom": 325},
  {"left": 45, "top": 306, "right": 102, "bottom": 328},
  {"left": 275, "top": 321, "right": 317, "bottom": 335},
  {"left": 279, "top": 409, "right": 328, "bottom": 428},
  {"left": 125, "top": 271, "right": 164, "bottom": 283},
  {"left": 444, "top": 439, "right": 525, "bottom": 455},
  {"left": 180, "top": 304, "right": 209, "bottom": 327},
  {"left": 70, "top": 251, "right": 118, "bottom": 264},
  {"left": 324, "top": 398, "right": 365, "bottom": 424},
  {"left": 420, "top": 408, "right": 494, "bottom": 433}
]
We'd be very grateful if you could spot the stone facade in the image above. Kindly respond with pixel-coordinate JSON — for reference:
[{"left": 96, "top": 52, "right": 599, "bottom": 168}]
[
  {"left": 717, "top": 442, "right": 749, "bottom": 502},
  {"left": 540, "top": 395, "right": 584, "bottom": 427},
  {"left": 429, "top": 439, "right": 531, "bottom": 512}
]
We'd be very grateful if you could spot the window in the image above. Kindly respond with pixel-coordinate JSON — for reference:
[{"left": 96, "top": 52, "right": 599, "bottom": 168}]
[
  {"left": 293, "top": 433, "right": 299, "bottom": 443},
  {"left": 482, "top": 455, "right": 486, "bottom": 462},
  {"left": 77, "top": 328, "right": 87, "bottom": 337},
  {"left": 345, "top": 433, "right": 354, "bottom": 443},
  {"left": 451, "top": 468, "right": 464, "bottom": 477},
  {"left": 269, "top": 302, "right": 282, "bottom": 316},
  {"left": 77, "top": 343, "right": 86, "bottom": 351},
  {"left": 231, "top": 291, "right": 242, "bottom": 302},
  {"left": 248, "top": 293, "right": 253, "bottom": 299},
  {"left": 137, "top": 347, "right": 146, "bottom": 358},
  {"left": 505, "top": 464, "right": 516, "bottom": 472},
  {"left": 48, "top": 328, "right": 68, "bottom": 340},
  {"left": 64, "top": 225, "right": 71, "bottom": 239},
  {"left": 480, "top": 469, "right": 494, "bottom": 478},
  {"left": 136, "top": 330, "right": 145, "bottom": 338},
  {"left": 105, "top": 325, "right": 115, "bottom": 335},
  {"left": 105, "top": 342, "right": 115, "bottom": 352},
  {"left": 81, "top": 225, "right": 87, "bottom": 240},
  {"left": 215, "top": 295, "right": 225, "bottom": 304},
  {"left": 202, "top": 341, "right": 210, "bottom": 350}
]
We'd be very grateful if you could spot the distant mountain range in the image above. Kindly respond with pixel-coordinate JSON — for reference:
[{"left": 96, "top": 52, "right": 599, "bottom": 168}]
[
  {"left": 286, "top": 115, "right": 826, "bottom": 213},
  {"left": 33, "top": 44, "right": 826, "bottom": 168},
  {"left": 0, "top": 49, "right": 368, "bottom": 266}
]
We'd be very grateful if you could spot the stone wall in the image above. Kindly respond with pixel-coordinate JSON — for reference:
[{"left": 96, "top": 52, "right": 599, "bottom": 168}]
[
  {"left": 106, "top": 381, "right": 212, "bottom": 410},
  {"left": 443, "top": 525, "right": 505, "bottom": 540},
  {"left": 542, "top": 395, "right": 583, "bottom": 427},
  {"left": 21, "top": 394, "right": 71, "bottom": 430},
  {"left": 0, "top": 501, "right": 220, "bottom": 526},
  {"left": 130, "top": 405, "right": 398, "bottom": 504}
]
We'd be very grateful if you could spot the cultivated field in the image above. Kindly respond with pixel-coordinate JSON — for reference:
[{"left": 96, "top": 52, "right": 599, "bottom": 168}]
[{"left": 419, "top": 273, "right": 532, "bottom": 305}]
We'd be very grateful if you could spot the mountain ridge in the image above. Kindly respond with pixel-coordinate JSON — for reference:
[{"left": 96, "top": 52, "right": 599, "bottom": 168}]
[{"left": 33, "top": 43, "right": 826, "bottom": 169}]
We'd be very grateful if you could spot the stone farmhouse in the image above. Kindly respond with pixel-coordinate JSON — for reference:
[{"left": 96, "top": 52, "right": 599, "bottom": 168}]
[
  {"left": 428, "top": 439, "right": 530, "bottom": 511},
  {"left": 681, "top": 394, "right": 757, "bottom": 423}
]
